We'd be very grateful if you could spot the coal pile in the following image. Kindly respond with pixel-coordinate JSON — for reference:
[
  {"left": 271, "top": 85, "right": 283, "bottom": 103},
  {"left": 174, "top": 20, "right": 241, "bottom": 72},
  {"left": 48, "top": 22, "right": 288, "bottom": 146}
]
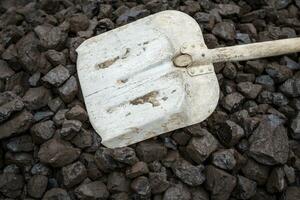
[{"left": 0, "top": 0, "right": 300, "bottom": 199}]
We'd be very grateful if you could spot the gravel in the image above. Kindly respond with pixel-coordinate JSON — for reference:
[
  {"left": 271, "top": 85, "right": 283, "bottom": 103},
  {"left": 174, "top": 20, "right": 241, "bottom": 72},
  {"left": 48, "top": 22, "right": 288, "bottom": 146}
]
[{"left": 0, "top": 0, "right": 299, "bottom": 199}]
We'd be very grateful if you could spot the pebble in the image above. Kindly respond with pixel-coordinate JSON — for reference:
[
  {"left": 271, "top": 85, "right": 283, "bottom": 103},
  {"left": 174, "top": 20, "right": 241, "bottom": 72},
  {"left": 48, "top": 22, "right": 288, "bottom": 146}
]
[
  {"left": 75, "top": 181, "right": 109, "bottom": 200},
  {"left": 0, "top": 109, "right": 33, "bottom": 139},
  {"left": 107, "top": 172, "right": 130, "bottom": 193},
  {"left": 30, "top": 120, "right": 55, "bottom": 144},
  {"left": 5, "top": 135, "right": 34, "bottom": 152},
  {"left": 38, "top": 138, "right": 81, "bottom": 167},
  {"left": 42, "top": 65, "right": 70, "bottom": 87},
  {"left": 27, "top": 175, "right": 48, "bottom": 198},
  {"left": 186, "top": 130, "right": 219, "bottom": 163},
  {"left": 241, "top": 159, "right": 270, "bottom": 185},
  {"left": 58, "top": 76, "right": 78, "bottom": 103},
  {"left": 42, "top": 188, "right": 71, "bottom": 200},
  {"left": 62, "top": 161, "right": 87, "bottom": 188},
  {"left": 22, "top": 86, "right": 52, "bottom": 110},
  {"left": 205, "top": 165, "right": 237, "bottom": 200},
  {"left": 131, "top": 176, "right": 151, "bottom": 196},
  {"left": 248, "top": 115, "right": 289, "bottom": 165},
  {"left": 126, "top": 161, "right": 149, "bottom": 178},
  {"left": 233, "top": 175, "right": 257, "bottom": 199},
  {"left": 212, "top": 22, "right": 236, "bottom": 41},
  {"left": 163, "top": 183, "right": 191, "bottom": 200},
  {"left": 136, "top": 140, "right": 167, "bottom": 162},
  {"left": 171, "top": 159, "right": 205, "bottom": 186},
  {"left": 211, "top": 149, "right": 237, "bottom": 171}
]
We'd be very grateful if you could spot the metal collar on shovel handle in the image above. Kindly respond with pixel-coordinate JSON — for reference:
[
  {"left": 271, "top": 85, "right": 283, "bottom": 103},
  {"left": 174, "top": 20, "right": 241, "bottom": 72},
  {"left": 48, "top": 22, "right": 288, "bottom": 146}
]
[{"left": 76, "top": 10, "right": 300, "bottom": 148}]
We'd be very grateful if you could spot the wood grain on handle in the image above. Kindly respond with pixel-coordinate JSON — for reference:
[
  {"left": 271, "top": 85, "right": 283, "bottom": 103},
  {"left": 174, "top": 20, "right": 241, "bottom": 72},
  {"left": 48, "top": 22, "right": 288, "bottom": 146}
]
[{"left": 200, "top": 38, "right": 300, "bottom": 64}]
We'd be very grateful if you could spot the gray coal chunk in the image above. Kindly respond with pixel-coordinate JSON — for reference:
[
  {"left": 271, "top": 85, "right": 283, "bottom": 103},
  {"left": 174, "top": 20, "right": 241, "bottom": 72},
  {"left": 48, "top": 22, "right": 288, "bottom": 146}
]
[
  {"left": 30, "top": 120, "right": 55, "bottom": 144},
  {"left": 42, "top": 65, "right": 70, "bottom": 87},
  {"left": 266, "top": 167, "right": 286, "bottom": 193},
  {"left": 0, "top": 109, "right": 33, "bottom": 139},
  {"left": 113, "top": 147, "right": 138, "bottom": 165},
  {"left": 163, "top": 183, "right": 191, "bottom": 200},
  {"left": 5, "top": 135, "right": 34, "bottom": 152},
  {"left": 241, "top": 159, "right": 270, "bottom": 185},
  {"left": 27, "top": 175, "right": 48, "bottom": 198},
  {"left": 42, "top": 188, "right": 71, "bottom": 200},
  {"left": 285, "top": 186, "right": 300, "bottom": 200},
  {"left": 212, "top": 22, "right": 236, "bottom": 41},
  {"left": 171, "top": 159, "right": 205, "bottom": 186},
  {"left": 211, "top": 149, "right": 237, "bottom": 171},
  {"left": 205, "top": 165, "right": 237, "bottom": 200},
  {"left": 233, "top": 175, "right": 257, "bottom": 199},
  {"left": 248, "top": 115, "right": 289, "bottom": 165},
  {"left": 136, "top": 140, "right": 167, "bottom": 162},
  {"left": 38, "top": 138, "right": 81, "bottom": 167},
  {"left": 149, "top": 172, "right": 169, "bottom": 194},
  {"left": 75, "top": 181, "right": 109, "bottom": 200},
  {"left": 131, "top": 176, "right": 151, "bottom": 196},
  {"left": 62, "top": 161, "right": 87, "bottom": 188},
  {"left": 186, "top": 130, "right": 219, "bottom": 163},
  {"left": 107, "top": 172, "right": 130, "bottom": 193},
  {"left": 22, "top": 86, "right": 51, "bottom": 110},
  {"left": 0, "top": 172, "right": 24, "bottom": 198},
  {"left": 58, "top": 76, "right": 78, "bottom": 103},
  {"left": 126, "top": 161, "right": 149, "bottom": 179}
]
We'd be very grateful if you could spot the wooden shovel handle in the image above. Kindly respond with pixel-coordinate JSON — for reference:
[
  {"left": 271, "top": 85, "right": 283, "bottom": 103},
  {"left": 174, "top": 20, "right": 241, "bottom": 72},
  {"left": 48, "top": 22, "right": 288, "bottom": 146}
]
[{"left": 201, "top": 37, "right": 300, "bottom": 64}]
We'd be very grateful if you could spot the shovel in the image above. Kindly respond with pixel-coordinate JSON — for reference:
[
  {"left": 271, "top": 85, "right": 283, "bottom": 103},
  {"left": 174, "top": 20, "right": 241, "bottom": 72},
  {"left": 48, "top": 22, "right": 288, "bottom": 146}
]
[{"left": 76, "top": 10, "right": 300, "bottom": 148}]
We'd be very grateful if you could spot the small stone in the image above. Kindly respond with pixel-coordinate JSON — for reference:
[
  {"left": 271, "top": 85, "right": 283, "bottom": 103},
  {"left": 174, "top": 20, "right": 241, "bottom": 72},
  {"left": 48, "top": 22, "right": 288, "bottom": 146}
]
[
  {"left": 80, "top": 153, "right": 102, "bottom": 180},
  {"left": 58, "top": 76, "right": 78, "bottom": 103},
  {"left": 22, "top": 86, "right": 51, "bottom": 110},
  {"left": 3, "top": 164, "right": 20, "bottom": 174},
  {"left": 136, "top": 140, "right": 167, "bottom": 162},
  {"left": 42, "top": 65, "right": 70, "bottom": 87},
  {"left": 0, "top": 59, "right": 14, "bottom": 79},
  {"left": 69, "top": 14, "right": 90, "bottom": 33},
  {"left": 38, "top": 138, "right": 81, "bottom": 167},
  {"left": 131, "top": 176, "right": 151, "bottom": 196},
  {"left": 163, "top": 183, "right": 191, "bottom": 200},
  {"left": 107, "top": 172, "right": 130, "bottom": 193},
  {"left": 171, "top": 159, "right": 205, "bottom": 186},
  {"left": 172, "top": 131, "right": 191, "bottom": 146},
  {"left": 251, "top": 188, "right": 276, "bottom": 200},
  {"left": 245, "top": 60, "right": 265, "bottom": 75},
  {"left": 249, "top": 115, "right": 289, "bottom": 165},
  {"left": 66, "top": 105, "right": 88, "bottom": 122},
  {"left": 283, "top": 56, "right": 300, "bottom": 70},
  {"left": 221, "top": 92, "right": 245, "bottom": 112},
  {"left": 6, "top": 135, "right": 34, "bottom": 152},
  {"left": 190, "top": 187, "right": 209, "bottom": 200},
  {"left": 53, "top": 109, "right": 68, "bottom": 126},
  {"left": 211, "top": 149, "right": 237, "bottom": 171},
  {"left": 31, "top": 163, "right": 51, "bottom": 176},
  {"left": 149, "top": 172, "right": 169, "bottom": 194},
  {"left": 16, "top": 32, "right": 40, "bottom": 73},
  {"left": 27, "top": 175, "right": 48, "bottom": 198},
  {"left": 279, "top": 78, "right": 300, "bottom": 97},
  {"left": 126, "top": 161, "right": 149, "bottom": 178},
  {"left": 0, "top": 95, "right": 24, "bottom": 123},
  {"left": 217, "top": 4, "right": 240, "bottom": 16},
  {"left": 33, "top": 110, "right": 54, "bottom": 122},
  {"left": 186, "top": 130, "right": 219, "bottom": 164},
  {"left": 75, "top": 181, "right": 109, "bottom": 200},
  {"left": 184, "top": 124, "right": 209, "bottom": 137},
  {"left": 266, "top": 167, "right": 286, "bottom": 193},
  {"left": 223, "top": 63, "right": 237, "bottom": 80},
  {"left": 237, "top": 82, "right": 262, "bottom": 99},
  {"left": 110, "top": 192, "right": 129, "bottom": 200},
  {"left": 60, "top": 119, "right": 82, "bottom": 140},
  {"left": 285, "top": 186, "right": 300, "bottom": 200},
  {"left": 0, "top": 110, "right": 33, "bottom": 139},
  {"left": 0, "top": 172, "right": 24, "bottom": 198},
  {"left": 256, "top": 75, "right": 275, "bottom": 91},
  {"left": 30, "top": 120, "right": 55, "bottom": 144},
  {"left": 42, "top": 188, "right": 71, "bottom": 200},
  {"left": 94, "top": 147, "right": 118, "bottom": 172},
  {"left": 284, "top": 165, "right": 296, "bottom": 184},
  {"left": 212, "top": 22, "right": 236, "bottom": 41},
  {"left": 266, "top": 63, "right": 293, "bottom": 83},
  {"left": 205, "top": 165, "right": 237, "bottom": 200},
  {"left": 45, "top": 50, "right": 66, "bottom": 66},
  {"left": 29, "top": 72, "right": 41, "bottom": 87},
  {"left": 34, "top": 24, "right": 68, "bottom": 50},
  {"left": 241, "top": 159, "right": 270, "bottom": 185},
  {"left": 71, "top": 128, "right": 93, "bottom": 149},
  {"left": 62, "top": 161, "right": 87, "bottom": 188},
  {"left": 233, "top": 175, "right": 257, "bottom": 199},
  {"left": 113, "top": 147, "right": 138, "bottom": 165},
  {"left": 48, "top": 97, "right": 65, "bottom": 112},
  {"left": 217, "top": 120, "right": 245, "bottom": 147}
]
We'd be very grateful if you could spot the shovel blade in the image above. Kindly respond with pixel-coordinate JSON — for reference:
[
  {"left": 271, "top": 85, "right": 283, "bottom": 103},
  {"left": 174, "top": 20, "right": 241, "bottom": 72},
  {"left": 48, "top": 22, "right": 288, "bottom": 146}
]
[{"left": 76, "top": 10, "right": 219, "bottom": 148}]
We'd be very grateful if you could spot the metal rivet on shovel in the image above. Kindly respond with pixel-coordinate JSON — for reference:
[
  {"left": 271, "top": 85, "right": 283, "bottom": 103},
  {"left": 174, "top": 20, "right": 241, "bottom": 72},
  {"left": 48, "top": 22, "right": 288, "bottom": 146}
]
[{"left": 76, "top": 10, "right": 300, "bottom": 148}]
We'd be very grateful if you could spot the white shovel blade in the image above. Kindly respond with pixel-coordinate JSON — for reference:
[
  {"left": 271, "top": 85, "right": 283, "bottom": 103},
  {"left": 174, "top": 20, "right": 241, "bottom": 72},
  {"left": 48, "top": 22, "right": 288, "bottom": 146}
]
[{"left": 76, "top": 10, "right": 219, "bottom": 148}]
